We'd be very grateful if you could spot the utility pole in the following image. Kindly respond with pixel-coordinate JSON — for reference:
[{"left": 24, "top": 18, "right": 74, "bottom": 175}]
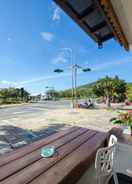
[
  {"left": 73, "top": 64, "right": 91, "bottom": 108},
  {"left": 74, "top": 65, "right": 77, "bottom": 107},
  {"left": 58, "top": 48, "right": 75, "bottom": 108},
  {"left": 54, "top": 48, "right": 91, "bottom": 108}
]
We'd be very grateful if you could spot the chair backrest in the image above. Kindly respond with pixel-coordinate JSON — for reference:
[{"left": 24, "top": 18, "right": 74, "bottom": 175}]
[
  {"left": 108, "top": 135, "right": 117, "bottom": 147},
  {"left": 114, "top": 143, "right": 132, "bottom": 178},
  {"left": 95, "top": 145, "right": 116, "bottom": 177}
]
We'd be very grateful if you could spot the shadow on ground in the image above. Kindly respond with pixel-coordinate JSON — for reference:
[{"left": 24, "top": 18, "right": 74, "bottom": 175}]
[{"left": 0, "top": 123, "right": 70, "bottom": 155}]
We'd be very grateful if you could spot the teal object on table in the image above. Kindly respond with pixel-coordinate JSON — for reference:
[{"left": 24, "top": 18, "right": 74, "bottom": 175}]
[{"left": 41, "top": 147, "right": 55, "bottom": 158}]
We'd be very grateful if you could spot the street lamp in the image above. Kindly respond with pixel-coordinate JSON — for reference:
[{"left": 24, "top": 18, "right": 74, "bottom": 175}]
[
  {"left": 82, "top": 68, "right": 91, "bottom": 72},
  {"left": 45, "top": 86, "right": 55, "bottom": 91},
  {"left": 60, "top": 48, "right": 75, "bottom": 108},
  {"left": 73, "top": 64, "right": 91, "bottom": 107},
  {"left": 54, "top": 48, "right": 75, "bottom": 108},
  {"left": 54, "top": 69, "right": 64, "bottom": 73},
  {"left": 54, "top": 48, "right": 91, "bottom": 108},
  {"left": 45, "top": 86, "right": 55, "bottom": 100}
]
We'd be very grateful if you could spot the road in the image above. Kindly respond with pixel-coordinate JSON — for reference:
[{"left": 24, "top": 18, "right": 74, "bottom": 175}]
[
  {"left": 0, "top": 101, "right": 72, "bottom": 154},
  {"left": 0, "top": 100, "right": 118, "bottom": 155},
  {"left": 0, "top": 100, "right": 71, "bottom": 121}
]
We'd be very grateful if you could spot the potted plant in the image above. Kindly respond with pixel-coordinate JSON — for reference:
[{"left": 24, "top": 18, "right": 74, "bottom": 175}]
[{"left": 111, "top": 110, "right": 132, "bottom": 135}]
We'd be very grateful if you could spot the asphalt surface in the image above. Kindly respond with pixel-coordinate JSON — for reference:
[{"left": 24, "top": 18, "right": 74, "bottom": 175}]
[
  {"left": 0, "top": 101, "right": 72, "bottom": 154},
  {"left": 0, "top": 100, "right": 71, "bottom": 121}
]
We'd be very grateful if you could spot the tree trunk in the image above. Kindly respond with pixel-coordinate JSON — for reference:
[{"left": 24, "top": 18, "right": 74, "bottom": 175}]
[
  {"left": 106, "top": 97, "right": 111, "bottom": 107},
  {"left": 130, "top": 126, "right": 132, "bottom": 136}
]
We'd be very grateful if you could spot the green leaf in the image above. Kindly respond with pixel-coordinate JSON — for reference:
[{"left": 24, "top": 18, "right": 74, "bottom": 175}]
[{"left": 112, "top": 119, "right": 124, "bottom": 125}]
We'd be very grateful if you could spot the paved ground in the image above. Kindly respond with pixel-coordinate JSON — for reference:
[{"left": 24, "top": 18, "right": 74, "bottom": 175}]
[
  {"left": 0, "top": 101, "right": 72, "bottom": 154},
  {"left": 0, "top": 100, "right": 118, "bottom": 155},
  {"left": 0, "top": 100, "right": 71, "bottom": 120}
]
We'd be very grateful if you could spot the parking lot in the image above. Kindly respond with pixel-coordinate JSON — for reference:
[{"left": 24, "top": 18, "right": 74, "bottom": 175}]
[{"left": 0, "top": 100, "right": 117, "bottom": 154}]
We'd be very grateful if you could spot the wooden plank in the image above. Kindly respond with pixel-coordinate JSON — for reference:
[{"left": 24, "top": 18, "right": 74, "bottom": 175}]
[
  {"left": 54, "top": 0, "right": 99, "bottom": 43},
  {"left": 98, "top": 0, "right": 129, "bottom": 50},
  {"left": 0, "top": 128, "right": 88, "bottom": 181},
  {"left": 79, "top": 4, "right": 95, "bottom": 18},
  {"left": 0, "top": 130, "right": 97, "bottom": 184},
  {"left": 100, "top": 33, "right": 113, "bottom": 42},
  {"left": 30, "top": 132, "right": 107, "bottom": 184},
  {"left": 0, "top": 127, "right": 79, "bottom": 167},
  {"left": 91, "top": 20, "right": 107, "bottom": 33},
  {"left": 54, "top": 0, "right": 116, "bottom": 45}
]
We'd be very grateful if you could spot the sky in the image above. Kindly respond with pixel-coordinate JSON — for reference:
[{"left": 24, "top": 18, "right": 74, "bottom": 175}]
[{"left": 0, "top": 0, "right": 132, "bottom": 95}]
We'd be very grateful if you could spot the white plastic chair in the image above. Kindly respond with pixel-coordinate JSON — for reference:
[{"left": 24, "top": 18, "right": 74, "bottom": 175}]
[
  {"left": 108, "top": 135, "right": 118, "bottom": 147},
  {"left": 95, "top": 145, "right": 119, "bottom": 184}
]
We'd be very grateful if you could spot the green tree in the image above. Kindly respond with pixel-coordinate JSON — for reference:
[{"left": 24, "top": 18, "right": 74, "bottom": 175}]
[
  {"left": 0, "top": 88, "right": 10, "bottom": 103},
  {"left": 21, "top": 88, "right": 30, "bottom": 102},
  {"left": 46, "top": 89, "right": 60, "bottom": 100},
  {"left": 127, "top": 84, "right": 132, "bottom": 102},
  {"left": 93, "top": 76, "right": 127, "bottom": 107},
  {"left": 112, "top": 76, "right": 127, "bottom": 102},
  {"left": 0, "top": 87, "right": 30, "bottom": 104}
]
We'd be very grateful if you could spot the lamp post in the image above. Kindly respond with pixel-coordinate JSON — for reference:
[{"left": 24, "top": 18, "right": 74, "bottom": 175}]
[
  {"left": 45, "top": 86, "right": 54, "bottom": 100},
  {"left": 54, "top": 48, "right": 91, "bottom": 108},
  {"left": 54, "top": 48, "right": 75, "bottom": 108},
  {"left": 60, "top": 48, "right": 75, "bottom": 108},
  {"left": 73, "top": 64, "right": 91, "bottom": 107},
  {"left": 45, "top": 86, "right": 55, "bottom": 91}
]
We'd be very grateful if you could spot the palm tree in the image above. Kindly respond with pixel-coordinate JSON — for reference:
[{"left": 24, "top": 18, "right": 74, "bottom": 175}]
[
  {"left": 93, "top": 76, "right": 115, "bottom": 107},
  {"left": 93, "top": 76, "right": 127, "bottom": 107}
]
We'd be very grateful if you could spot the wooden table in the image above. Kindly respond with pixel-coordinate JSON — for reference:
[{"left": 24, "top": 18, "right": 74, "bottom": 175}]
[{"left": 0, "top": 127, "right": 107, "bottom": 184}]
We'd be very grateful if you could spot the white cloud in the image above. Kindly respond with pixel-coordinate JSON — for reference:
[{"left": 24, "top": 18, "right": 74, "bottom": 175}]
[
  {"left": 51, "top": 2, "right": 61, "bottom": 22},
  {"left": 52, "top": 54, "right": 68, "bottom": 65},
  {"left": 52, "top": 7, "right": 61, "bottom": 22},
  {"left": 0, "top": 59, "right": 130, "bottom": 90},
  {"left": 92, "top": 60, "right": 130, "bottom": 72},
  {"left": 40, "top": 32, "right": 54, "bottom": 42},
  {"left": 0, "top": 72, "right": 71, "bottom": 88},
  {"left": 0, "top": 80, "right": 18, "bottom": 86},
  {"left": 19, "top": 73, "right": 71, "bottom": 86},
  {"left": 7, "top": 37, "right": 12, "bottom": 41},
  {"left": 1, "top": 80, "right": 10, "bottom": 85}
]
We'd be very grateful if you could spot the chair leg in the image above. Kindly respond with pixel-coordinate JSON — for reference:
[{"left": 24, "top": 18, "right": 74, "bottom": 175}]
[
  {"left": 113, "top": 172, "right": 119, "bottom": 184},
  {"left": 104, "top": 174, "right": 112, "bottom": 184},
  {"left": 97, "top": 176, "right": 108, "bottom": 184},
  {"left": 96, "top": 176, "right": 101, "bottom": 184}
]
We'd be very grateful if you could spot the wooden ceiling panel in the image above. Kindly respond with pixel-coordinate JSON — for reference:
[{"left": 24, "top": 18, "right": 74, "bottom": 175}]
[{"left": 54, "top": 0, "right": 129, "bottom": 50}]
